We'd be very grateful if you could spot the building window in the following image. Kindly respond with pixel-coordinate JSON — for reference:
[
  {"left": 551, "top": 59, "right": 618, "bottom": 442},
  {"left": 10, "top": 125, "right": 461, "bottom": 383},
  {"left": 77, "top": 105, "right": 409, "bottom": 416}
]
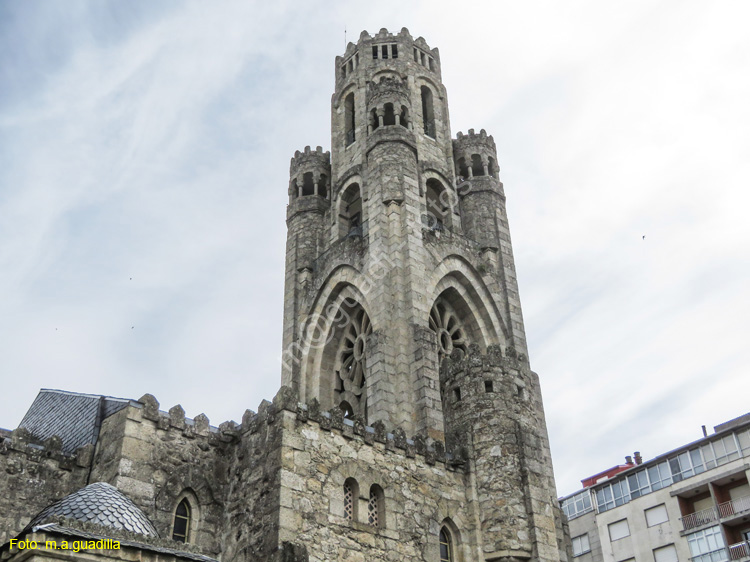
[
  {"left": 648, "top": 461, "right": 673, "bottom": 491},
  {"left": 562, "top": 490, "right": 594, "bottom": 519},
  {"left": 572, "top": 534, "right": 591, "bottom": 557},
  {"left": 368, "top": 484, "right": 384, "bottom": 527},
  {"left": 344, "top": 93, "right": 355, "bottom": 146},
  {"left": 687, "top": 526, "right": 726, "bottom": 562},
  {"left": 439, "top": 527, "right": 454, "bottom": 562},
  {"left": 627, "top": 469, "right": 651, "bottom": 499},
  {"left": 645, "top": 504, "right": 669, "bottom": 527},
  {"left": 421, "top": 86, "right": 435, "bottom": 138},
  {"left": 608, "top": 519, "right": 630, "bottom": 542},
  {"left": 172, "top": 498, "right": 191, "bottom": 543},
  {"left": 344, "top": 478, "right": 359, "bottom": 521},
  {"left": 653, "top": 544, "right": 679, "bottom": 562}
]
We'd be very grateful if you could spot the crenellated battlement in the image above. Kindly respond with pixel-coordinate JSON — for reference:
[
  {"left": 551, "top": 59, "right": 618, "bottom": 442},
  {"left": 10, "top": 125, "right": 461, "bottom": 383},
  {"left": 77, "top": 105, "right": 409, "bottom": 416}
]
[
  {"left": 336, "top": 27, "right": 442, "bottom": 90},
  {"left": 288, "top": 146, "right": 331, "bottom": 199},
  {"left": 453, "top": 128, "right": 500, "bottom": 180}
]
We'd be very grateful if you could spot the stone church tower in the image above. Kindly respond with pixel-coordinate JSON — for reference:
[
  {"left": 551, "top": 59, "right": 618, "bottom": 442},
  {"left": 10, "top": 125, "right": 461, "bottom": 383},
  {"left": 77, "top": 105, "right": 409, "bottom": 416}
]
[
  {"left": 0, "top": 28, "right": 567, "bottom": 562},
  {"left": 280, "top": 27, "right": 565, "bottom": 561}
]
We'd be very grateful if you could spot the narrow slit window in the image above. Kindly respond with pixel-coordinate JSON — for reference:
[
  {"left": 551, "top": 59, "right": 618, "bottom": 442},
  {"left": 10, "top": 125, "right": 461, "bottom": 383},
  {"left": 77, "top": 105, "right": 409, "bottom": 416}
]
[
  {"left": 453, "top": 387, "right": 461, "bottom": 402},
  {"left": 381, "top": 45, "right": 388, "bottom": 59},
  {"left": 391, "top": 44, "right": 398, "bottom": 58},
  {"left": 485, "top": 380, "right": 493, "bottom": 393},
  {"left": 372, "top": 46, "right": 378, "bottom": 59}
]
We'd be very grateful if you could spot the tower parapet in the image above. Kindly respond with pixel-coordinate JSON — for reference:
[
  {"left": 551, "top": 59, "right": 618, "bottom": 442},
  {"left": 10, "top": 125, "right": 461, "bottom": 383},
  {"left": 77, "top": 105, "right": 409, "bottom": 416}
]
[{"left": 288, "top": 145, "right": 331, "bottom": 201}]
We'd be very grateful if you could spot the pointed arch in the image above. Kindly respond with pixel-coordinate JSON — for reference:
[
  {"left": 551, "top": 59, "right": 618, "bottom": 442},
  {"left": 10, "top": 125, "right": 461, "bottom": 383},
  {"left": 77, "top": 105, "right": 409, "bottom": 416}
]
[
  {"left": 171, "top": 489, "right": 200, "bottom": 544},
  {"left": 296, "top": 272, "right": 375, "bottom": 413},
  {"left": 426, "top": 255, "right": 509, "bottom": 351}
]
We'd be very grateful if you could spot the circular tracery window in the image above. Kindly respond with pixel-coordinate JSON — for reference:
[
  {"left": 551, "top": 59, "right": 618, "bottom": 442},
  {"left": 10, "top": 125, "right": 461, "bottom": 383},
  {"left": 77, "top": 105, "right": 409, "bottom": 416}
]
[
  {"left": 429, "top": 300, "right": 469, "bottom": 361},
  {"left": 335, "top": 306, "right": 372, "bottom": 416}
]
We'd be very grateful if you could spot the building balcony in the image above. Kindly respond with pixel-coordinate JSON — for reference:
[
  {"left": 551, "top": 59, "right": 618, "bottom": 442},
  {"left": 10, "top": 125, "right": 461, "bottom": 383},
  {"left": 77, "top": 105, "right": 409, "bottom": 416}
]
[
  {"left": 690, "top": 548, "right": 729, "bottom": 562},
  {"left": 718, "top": 495, "right": 750, "bottom": 521},
  {"left": 681, "top": 506, "right": 720, "bottom": 531},
  {"left": 728, "top": 541, "right": 750, "bottom": 561}
]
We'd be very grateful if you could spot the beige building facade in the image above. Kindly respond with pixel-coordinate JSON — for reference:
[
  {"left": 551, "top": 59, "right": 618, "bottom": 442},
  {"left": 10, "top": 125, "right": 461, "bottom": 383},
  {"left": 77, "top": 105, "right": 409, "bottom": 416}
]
[{"left": 561, "top": 414, "right": 750, "bottom": 562}]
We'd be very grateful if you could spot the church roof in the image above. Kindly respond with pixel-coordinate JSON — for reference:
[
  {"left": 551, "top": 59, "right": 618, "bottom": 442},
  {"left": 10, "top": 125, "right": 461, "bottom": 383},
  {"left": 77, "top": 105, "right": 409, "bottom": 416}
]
[
  {"left": 19, "top": 389, "right": 134, "bottom": 454},
  {"left": 25, "top": 482, "right": 159, "bottom": 537}
]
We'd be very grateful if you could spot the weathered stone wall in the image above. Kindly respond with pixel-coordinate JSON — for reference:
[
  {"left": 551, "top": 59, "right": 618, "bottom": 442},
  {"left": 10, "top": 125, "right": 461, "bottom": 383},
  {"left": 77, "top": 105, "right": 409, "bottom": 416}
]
[
  {"left": 277, "top": 398, "right": 483, "bottom": 562},
  {"left": 441, "top": 347, "right": 567, "bottom": 562},
  {"left": 87, "top": 394, "right": 285, "bottom": 561},
  {"left": 0, "top": 430, "right": 91, "bottom": 544}
]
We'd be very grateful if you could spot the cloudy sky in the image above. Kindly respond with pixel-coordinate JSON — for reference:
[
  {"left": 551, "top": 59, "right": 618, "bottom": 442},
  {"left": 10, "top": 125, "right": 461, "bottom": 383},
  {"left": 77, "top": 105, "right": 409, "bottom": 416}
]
[{"left": 1, "top": 1, "right": 749, "bottom": 496}]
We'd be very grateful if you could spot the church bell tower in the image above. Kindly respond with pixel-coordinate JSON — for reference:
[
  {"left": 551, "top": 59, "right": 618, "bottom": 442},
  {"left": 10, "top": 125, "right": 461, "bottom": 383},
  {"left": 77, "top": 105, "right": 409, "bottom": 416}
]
[{"left": 282, "top": 27, "right": 530, "bottom": 441}]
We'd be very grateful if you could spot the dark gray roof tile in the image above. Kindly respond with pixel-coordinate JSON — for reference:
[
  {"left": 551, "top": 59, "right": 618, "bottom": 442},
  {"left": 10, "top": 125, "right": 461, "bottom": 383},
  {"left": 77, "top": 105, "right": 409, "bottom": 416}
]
[
  {"left": 19, "top": 390, "right": 131, "bottom": 454},
  {"left": 25, "top": 482, "right": 158, "bottom": 538}
]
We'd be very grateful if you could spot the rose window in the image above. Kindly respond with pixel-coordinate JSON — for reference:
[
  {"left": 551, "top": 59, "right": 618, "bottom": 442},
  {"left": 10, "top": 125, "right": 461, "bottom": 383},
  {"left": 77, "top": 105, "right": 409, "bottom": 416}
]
[
  {"left": 429, "top": 300, "right": 469, "bottom": 361},
  {"left": 335, "top": 306, "right": 372, "bottom": 415}
]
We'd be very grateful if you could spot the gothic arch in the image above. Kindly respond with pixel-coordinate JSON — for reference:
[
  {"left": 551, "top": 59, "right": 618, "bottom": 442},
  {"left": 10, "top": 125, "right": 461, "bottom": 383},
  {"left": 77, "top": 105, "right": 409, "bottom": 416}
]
[
  {"left": 426, "top": 255, "right": 509, "bottom": 352},
  {"left": 170, "top": 489, "right": 200, "bottom": 544},
  {"left": 297, "top": 271, "right": 375, "bottom": 414}
]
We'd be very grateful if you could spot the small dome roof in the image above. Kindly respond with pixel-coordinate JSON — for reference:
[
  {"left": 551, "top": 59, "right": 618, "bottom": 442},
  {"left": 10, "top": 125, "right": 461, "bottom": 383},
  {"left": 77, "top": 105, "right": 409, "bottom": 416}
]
[{"left": 26, "top": 482, "right": 158, "bottom": 537}]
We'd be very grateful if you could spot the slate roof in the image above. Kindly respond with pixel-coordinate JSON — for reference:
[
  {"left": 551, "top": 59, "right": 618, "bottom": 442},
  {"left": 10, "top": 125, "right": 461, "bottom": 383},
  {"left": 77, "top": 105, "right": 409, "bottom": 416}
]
[
  {"left": 25, "top": 482, "right": 159, "bottom": 537},
  {"left": 19, "top": 389, "right": 133, "bottom": 454},
  {"left": 26, "top": 524, "right": 218, "bottom": 562}
]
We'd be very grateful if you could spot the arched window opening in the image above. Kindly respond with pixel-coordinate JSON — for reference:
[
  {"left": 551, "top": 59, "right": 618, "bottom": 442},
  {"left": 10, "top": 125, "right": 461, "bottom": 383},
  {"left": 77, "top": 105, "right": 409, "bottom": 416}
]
[
  {"left": 343, "top": 478, "right": 359, "bottom": 521},
  {"left": 302, "top": 172, "right": 315, "bottom": 196},
  {"left": 368, "top": 485, "right": 384, "bottom": 527},
  {"left": 439, "top": 527, "right": 454, "bottom": 562},
  {"left": 332, "top": 301, "right": 372, "bottom": 421},
  {"left": 488, "top": 157, "right": 498, "bottom": 178},
  {"left": 383, "top": 103, "right": 396, "bottom": 126},
  {"left": 317, "top": 174, "right": 328, "bottom": 198},
  {"left": 370, "top": 108, "right": 380, "bottom": 132},
  {"left": 425, "top": 179, "right": 450, "bottom": 232},
  {"left": 471, "top": 154, "right": 484, "bottom": 177},
  {"left": 456, "top": 158, "right": 469, "bottom": 181},
  {"left": 344, "top": 93, "right": 355, "bottom": 146},
  {"left": 421, "top": 86, "right": 435, "bottom": 138},
  {"left": 338, "top": 183, "right": 363, "bottom": 238},
  {"left": 400, "top": 106, "right": 409, "bottom": 129},
  {"left": 429, "top": 296, "right": 470, "bottom": 363},
  {"left": 172, "top": 499, "right": 191, "bottom": 543},
  {"left": 340, "top": 400, "right": 354, "bottom": 419}
]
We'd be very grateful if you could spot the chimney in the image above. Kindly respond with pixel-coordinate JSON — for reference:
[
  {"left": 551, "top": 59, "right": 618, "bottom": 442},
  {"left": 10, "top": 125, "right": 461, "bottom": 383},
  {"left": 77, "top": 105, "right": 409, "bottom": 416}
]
[
  {"left": 625, "top": 455, "right": 633, "bottom": 465},
  {"left": 634, "top": 451, "right": 642, "bottom": 465},
  {"left": 702, "top": 425, "right": 708, "bottom": 437}
]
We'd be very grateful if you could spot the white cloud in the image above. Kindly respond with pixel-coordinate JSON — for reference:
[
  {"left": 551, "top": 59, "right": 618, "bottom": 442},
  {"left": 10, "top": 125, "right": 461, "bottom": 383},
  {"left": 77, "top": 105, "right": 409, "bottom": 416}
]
[{"left": 1, "top": 0, "right": 748, "bottom": 497}]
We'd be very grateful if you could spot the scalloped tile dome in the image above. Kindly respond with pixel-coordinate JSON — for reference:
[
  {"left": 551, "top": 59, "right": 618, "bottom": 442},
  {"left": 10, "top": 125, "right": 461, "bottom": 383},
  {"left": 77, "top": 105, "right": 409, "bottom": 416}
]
[{"left": 26, "top": 482, "right": 158, "bottom": 537}]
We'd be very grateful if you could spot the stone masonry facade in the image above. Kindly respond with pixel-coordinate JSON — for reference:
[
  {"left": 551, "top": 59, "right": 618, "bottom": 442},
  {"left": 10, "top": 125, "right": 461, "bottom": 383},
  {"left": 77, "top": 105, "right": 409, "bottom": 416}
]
[{"left": 1, "top": 28, "right": 568, "bottom": 562}]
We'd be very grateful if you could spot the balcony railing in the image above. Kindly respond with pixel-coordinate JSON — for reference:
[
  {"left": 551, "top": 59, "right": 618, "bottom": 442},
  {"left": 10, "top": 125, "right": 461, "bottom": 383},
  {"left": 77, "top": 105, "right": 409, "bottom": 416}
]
[
  {"left": 718, "top": 495, "right": 750, "bottom": 519},
  {"left": 690, "top": 548, "right": 728, "bottom": 562},
  {"left": 681, "top": 506, "right": 719, "bottom": 530},
  {"left": 728, "top": 541, "right": 750, "bottom": 561}
]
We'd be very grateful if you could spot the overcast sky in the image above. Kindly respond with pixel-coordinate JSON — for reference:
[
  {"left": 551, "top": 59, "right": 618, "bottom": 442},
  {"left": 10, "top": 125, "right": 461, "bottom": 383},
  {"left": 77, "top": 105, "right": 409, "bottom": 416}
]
[{"left": 1, "top": 1, "right": 749, "bottom": 497}]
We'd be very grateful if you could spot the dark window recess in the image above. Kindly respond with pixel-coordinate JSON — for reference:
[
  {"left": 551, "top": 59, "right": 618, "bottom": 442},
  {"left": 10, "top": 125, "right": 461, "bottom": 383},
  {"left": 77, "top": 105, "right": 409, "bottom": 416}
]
[
  {"left": 391, "top": 44, "right": 398, "bottom": 58},
  {"left": 453, "top": 387, "right": 461, "bottom": 402},
  {"left": 372, "top": 46, "right": 378, "bottom": 59},
  {"left": 172, "top": 499, "right": 190, "bottom": 543},
  {"left": 381, "top": 45, "right": 388, "bottom": 59},
  {"left": 485, "top": 381, "right": 493, "bottom": 393}
]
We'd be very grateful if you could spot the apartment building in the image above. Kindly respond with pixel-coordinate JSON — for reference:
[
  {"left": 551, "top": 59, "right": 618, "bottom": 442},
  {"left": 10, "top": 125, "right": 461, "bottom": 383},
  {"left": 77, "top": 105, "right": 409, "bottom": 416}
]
[{"left": 560, "top": 413, "right": 750, "bottom": 562}]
